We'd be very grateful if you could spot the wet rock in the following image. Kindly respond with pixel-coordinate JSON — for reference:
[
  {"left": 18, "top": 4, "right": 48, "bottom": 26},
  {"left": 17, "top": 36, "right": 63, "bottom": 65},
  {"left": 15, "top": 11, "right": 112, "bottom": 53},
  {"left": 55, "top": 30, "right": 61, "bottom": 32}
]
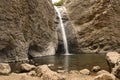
[
  {"left": 92, "top": 66, "right": 101, "bottom": 72},
  {"left": 35, "top": 65, "right": 63, "bottom": 80},
  {"left": 65, "top": 0, "right": 120, "bottom": 54},
  {"left": 0, "top": 63, "right": 11, "bottom": 75},
  {"left": 94, "top": 73, "right": 116, "bottom": 80},
  {"left": 80, "top": 69, "right": 90, "bottom": 75},
  {"left": 97, "top": 70, "right": 109, "bottom": 75},
  {"left": 21, "top": 63, "right": 36, "bottom": 72}
]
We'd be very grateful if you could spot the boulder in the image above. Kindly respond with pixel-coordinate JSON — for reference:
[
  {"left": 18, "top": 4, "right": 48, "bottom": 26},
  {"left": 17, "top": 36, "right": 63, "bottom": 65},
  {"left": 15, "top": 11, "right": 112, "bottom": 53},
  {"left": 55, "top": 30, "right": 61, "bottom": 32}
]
[
  {"left": 80, "top": 69, "right": 90, "bottom": 75},
  {"left": 0, "top": 0, "right": 57, "bottom": 62},
  {"left": 97, "top": 70, "right": 109, "bottom": 75},
  {"left": 106, "top": 52, "right": 120, "bottom": 65},
  {"left": 65, "top": 0, "right": 120, "bottom": 54},
  {"left": 0, "top": 63, "right": 11, "bottom": 75},
  {"left": 35, "top": 65, "right": 63, "bottom": 80},
  {"left": 111, "top": 65, "right": 120, "bottom": 79},
  {"left": 106, "top": 52, "right": 120, "bottom": 79},
  {"left": 27, "top": 71, "right": 36, "bottom": 76},
  {"left": 94, "top": 73, "right": 116, "bottom": 80},
  {"left": 20, "top": 63, "right": 36, "bottom": 72},
  {"left": 92, "top": 66, "right": 101, "bottom": 72}
]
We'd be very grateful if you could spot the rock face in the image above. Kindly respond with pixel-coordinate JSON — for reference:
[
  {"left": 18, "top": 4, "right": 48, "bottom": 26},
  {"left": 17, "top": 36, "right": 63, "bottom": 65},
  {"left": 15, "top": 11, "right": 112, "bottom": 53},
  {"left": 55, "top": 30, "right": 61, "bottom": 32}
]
[
  {"left": 65, "top": 0, "right": 120, "bottom": 53},
  {"left": 0, "top": 0, "right": 57, "bottom": 62}
]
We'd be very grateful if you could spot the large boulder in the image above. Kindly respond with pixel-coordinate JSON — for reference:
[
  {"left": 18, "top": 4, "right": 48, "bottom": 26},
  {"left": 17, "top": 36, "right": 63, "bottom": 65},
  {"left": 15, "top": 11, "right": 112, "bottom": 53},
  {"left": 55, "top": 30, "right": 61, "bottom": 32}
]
[
  {"left": 65, "top": 0, "right": 120, "bottom": 53},
  {"left": 106, "top": 52, "right": 120, "bottom": 70},
  {"left": 0, "top": 0, "right": 57, "bottom": 62},
  {"left": 106, "top": 52, "right": 120, "bottom": 79},
  {"left": 35, "top": 65, "right": 63, "bottom": 80}
]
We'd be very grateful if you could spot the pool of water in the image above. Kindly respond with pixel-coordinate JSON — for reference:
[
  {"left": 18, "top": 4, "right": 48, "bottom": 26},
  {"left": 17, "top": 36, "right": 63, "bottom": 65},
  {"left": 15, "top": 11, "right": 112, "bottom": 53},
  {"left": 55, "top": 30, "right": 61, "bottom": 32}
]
[{"left": 32, "top": 54, "right": 109, "bottom": 72}]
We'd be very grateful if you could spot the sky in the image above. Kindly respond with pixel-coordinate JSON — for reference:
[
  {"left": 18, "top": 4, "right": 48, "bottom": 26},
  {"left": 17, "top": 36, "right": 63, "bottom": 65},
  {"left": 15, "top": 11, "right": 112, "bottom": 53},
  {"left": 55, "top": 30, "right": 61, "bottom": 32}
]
[{"left": 52, "top": 0, "right": 59, "bottom": 3}]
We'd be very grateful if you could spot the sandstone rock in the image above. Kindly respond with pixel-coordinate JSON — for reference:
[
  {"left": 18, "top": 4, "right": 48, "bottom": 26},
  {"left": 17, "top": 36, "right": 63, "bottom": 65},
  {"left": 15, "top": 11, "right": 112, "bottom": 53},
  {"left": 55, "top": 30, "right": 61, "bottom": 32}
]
[
  {"left": 94, "top": 73, "right": 116, "bottom": 80},
  {"left": 35, "top": 65, "right": 63, "bottom": 80},
  {"left": 27, "top": 71, "right": 36, "bottom": 76},
  {"left": 112, "top": 65, "right": 120, "bottom": 79},
  {"left": 80, "top": 69, "right": 90, "bottom": 75},
  {"left": 92, "top": 66, "right": 101, "bottom": 72},
  {"left": 106, "top": 52, "right": 120, "bottom": 65},
  {"left": 97, "top": 70, "right": 109, "bottom": 75},
  {"left": 106, "top": 52, "right": 120, "bottom": 71},
  {"left": 21, "top": 63, "right": 36, "bottom": 72},
  {"left": 65, "top": 0, "right": 120, "bottom": 54},
  {"left": 0, "top": 0, "right": 57, "bottom": 62},
  {"left": 0, "top": 63, "right": 11, "bottom": 75},
  {"left": 106, "top": 52, "right": 120, "bottom": 79}
]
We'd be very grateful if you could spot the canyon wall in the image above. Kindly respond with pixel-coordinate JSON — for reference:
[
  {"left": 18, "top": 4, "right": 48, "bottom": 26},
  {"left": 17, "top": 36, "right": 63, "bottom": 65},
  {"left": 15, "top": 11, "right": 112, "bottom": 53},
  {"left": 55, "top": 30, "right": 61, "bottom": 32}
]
[
  {"left": 0, "top": 0, "right": 57, "bottom": 62},
  {"left": 65, "top": 0, "right": 120, "bottom": 54}
]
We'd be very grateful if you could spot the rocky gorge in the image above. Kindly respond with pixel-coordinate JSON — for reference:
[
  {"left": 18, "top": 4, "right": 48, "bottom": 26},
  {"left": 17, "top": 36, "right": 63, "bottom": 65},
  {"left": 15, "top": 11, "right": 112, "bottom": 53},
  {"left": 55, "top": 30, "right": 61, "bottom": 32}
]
[{"left": 0, "top": 0, "right": 120, "bottom": 80}]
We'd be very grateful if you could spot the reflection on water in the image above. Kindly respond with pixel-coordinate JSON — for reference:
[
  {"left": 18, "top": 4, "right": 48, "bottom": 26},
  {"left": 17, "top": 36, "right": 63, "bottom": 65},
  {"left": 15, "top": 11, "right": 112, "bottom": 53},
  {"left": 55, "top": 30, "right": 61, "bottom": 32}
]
[
  {"left": 64, "top": 55, "right": 69, "bottom": 72},
  {"left": 33, "top": 54, "right": 109, "bottom": 71}
]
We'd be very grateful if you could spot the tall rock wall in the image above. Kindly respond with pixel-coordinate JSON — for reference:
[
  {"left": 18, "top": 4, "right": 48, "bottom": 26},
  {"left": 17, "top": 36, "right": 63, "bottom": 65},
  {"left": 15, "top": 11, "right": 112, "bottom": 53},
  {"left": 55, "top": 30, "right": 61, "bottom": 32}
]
[
  {"left": 0, "top": 0, "right": 57, "bottom": 62},
  {"left": 65, "top": 0, "right": 120, "bottom": 54}
]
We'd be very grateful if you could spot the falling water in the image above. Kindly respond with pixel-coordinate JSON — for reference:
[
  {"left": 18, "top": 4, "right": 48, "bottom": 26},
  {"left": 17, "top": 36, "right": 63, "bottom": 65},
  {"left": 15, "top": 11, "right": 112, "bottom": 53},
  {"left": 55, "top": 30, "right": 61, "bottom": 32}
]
[{"left": 54, "top": 6, "right": 69, "bottom": 55}]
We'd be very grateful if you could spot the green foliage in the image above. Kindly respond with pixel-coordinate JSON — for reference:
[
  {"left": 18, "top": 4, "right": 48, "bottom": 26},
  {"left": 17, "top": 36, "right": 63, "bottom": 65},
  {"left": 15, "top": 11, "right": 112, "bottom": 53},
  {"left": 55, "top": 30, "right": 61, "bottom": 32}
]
[{"left": 54, "top": 0, "right": 65, "bottom": 6}]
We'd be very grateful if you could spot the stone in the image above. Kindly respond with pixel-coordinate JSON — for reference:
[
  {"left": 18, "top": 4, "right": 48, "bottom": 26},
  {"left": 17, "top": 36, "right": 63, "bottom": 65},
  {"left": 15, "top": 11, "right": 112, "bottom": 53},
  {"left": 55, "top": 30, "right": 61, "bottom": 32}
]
[
  {"left": 0, "top": 63, "right": 11, "bottom": 75},
  {"left": 0, "top": 0, "right": 57, "bottom": 62},
  {"left": 27, "top": 71, "right": 36, "bottom": 76},
  {"left": 92, "top": 66, "right": 101, "bottom": 72},
  {"left": 97, "top": 70, "right": 109, "bottom": 75},
  {"left": 80, "top": 69, "right": 90, "bottom": 75},
  {"left": 65, "top": 0, "right": 120, "bottom": 54},
  {"left": 21, "top": 63, "right": 36, "bottom": 72},
  {"left": 94, "top": 73, "right": 116, "bottom": 80},
  {"left": 35, "top": 65, "right": 63, "bottom": 80},
  {"left": 112, "top": 65, "right": 120, "bottom": 79},
  {"left": 106, "top": 52, "right": 120, "bottom": 65},
  {"left": 106, "top": 52, "right": 120, "bottom": 79}
]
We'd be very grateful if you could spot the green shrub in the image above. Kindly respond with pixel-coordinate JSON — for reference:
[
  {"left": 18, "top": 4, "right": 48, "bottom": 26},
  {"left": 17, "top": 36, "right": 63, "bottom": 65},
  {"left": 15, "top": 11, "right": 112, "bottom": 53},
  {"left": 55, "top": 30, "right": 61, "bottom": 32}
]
[{"left": 54, "top": 0, "right": 65, "bottom": 6}]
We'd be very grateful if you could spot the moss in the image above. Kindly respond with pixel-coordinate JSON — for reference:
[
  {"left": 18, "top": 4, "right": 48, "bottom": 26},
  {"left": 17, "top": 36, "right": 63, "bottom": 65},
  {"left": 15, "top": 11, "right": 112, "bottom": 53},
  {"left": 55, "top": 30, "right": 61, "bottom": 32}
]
[{"left": 54, "top": 0, "right": 65, "bottom": 6}]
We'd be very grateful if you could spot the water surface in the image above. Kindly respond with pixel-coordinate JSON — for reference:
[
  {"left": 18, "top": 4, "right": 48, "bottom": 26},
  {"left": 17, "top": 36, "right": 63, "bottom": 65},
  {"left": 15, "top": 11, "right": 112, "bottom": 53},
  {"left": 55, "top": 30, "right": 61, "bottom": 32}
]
[{"left": 33, "top": 54, "right": 109, "bottom": 72}]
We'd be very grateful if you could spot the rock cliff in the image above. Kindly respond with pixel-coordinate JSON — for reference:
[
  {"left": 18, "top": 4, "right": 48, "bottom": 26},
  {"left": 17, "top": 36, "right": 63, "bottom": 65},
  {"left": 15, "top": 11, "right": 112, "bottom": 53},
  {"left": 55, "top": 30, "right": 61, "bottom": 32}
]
[
  {"left": 0, "top": 0, "right": 57, "bottom": 62},
  {"left": 65, "top": 0, "right": 120, "bottom": 54}
]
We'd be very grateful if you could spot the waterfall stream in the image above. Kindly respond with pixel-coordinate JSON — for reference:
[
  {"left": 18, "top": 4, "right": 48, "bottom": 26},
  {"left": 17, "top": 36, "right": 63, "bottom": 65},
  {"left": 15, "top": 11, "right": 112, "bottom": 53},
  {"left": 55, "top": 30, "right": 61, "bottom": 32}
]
[{"left": 54, "top": 6, "right": 70, "bottom": 55}]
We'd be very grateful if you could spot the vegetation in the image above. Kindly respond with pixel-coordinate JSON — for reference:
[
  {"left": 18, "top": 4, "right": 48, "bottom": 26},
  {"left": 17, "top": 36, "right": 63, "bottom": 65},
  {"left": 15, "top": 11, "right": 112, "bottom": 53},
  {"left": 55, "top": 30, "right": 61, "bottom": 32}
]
[{"left": 54, "top": 0, "right": 65, "bottom": 6}]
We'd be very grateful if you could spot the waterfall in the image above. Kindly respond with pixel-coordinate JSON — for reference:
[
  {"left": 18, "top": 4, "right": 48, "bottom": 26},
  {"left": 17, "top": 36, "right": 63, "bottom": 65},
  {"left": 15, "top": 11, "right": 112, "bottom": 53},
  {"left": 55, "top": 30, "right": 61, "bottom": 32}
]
[{"left": 54, "top": 6, "right": 69, "bottom": 55}]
